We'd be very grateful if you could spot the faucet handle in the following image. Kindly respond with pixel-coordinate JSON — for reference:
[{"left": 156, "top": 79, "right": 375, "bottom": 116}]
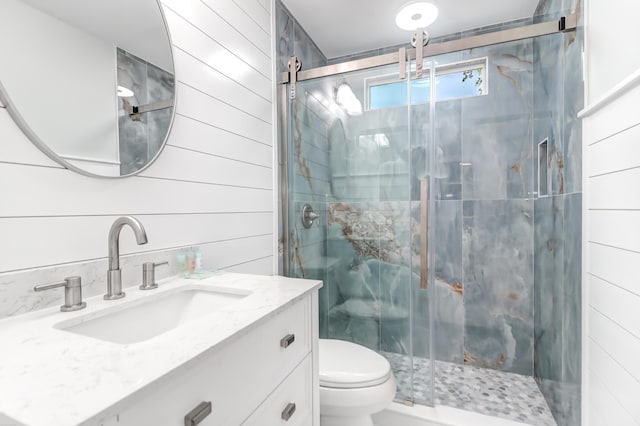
[
  {"left": 34, "top": 276, "right": 86, "bottom": 312},
  {"left": 140, "top": 261, "right": 169, "bottom": 290}
]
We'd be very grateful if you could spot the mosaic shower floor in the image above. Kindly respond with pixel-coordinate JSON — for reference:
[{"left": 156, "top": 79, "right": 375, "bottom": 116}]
[{"left": 382, "top": 352, "right": 557, "bottom": 426}]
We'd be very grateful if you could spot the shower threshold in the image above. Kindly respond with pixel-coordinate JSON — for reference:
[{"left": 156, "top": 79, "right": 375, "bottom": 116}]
[{"left": 382, "top": 352, "right": 557, "bottom": 426}]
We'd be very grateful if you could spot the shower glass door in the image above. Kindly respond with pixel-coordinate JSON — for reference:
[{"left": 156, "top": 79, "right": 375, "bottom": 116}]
[{"left": 285, "top": 59, "right": 435, "bottom": 405}]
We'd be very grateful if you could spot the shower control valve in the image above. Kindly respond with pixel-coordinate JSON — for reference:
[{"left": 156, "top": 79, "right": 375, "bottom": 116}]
[{"left": 301, "top": 204, "right": 319, "bottom": 229}]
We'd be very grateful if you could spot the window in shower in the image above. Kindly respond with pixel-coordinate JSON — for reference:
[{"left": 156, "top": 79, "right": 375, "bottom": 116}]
[{"left": 366, "top": 57, "right": 488, "bottom": 110}]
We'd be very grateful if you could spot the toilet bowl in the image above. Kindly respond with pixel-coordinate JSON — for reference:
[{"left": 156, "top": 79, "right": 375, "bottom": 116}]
[{"left": 319, "top": 339, "right": 396, "bottom": 426}]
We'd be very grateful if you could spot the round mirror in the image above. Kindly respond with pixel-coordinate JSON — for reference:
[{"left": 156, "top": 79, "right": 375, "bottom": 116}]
[{"left": 0, "top": 0, "right": 175, "bottom": 177}]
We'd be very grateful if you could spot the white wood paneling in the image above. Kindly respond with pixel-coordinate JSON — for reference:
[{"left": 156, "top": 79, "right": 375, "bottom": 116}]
[
  {"left": 0, "top": 111, "right": 60, "bottom": 167},
  {"left": 0, "top": 164, "right": 272, "bottom": 217},
  {"left": 163, "top": 6, "right": 271, "bottom": 100},
  {"left": 1, "top": 213, "right": 272, "bottom": 271},
  {"left": 201, "top": 234, "right": 273, "bottom": 271},
  {"left": 175, "top": 83, "right": 271, "bottom": 145},
  {"left": 167, "top": 114, "right": 272, "bottom": 167},
  {"left": 589, "top": 210, "right": 640, "bottom": 253},
  {"left": 162, "top": 0, "right": 271, "bottom": 77},
  {"left": 224, "top": 255, "right": 274, "bottom": 274},
  {"left": 590, "top": 167, "right": 640, "bottom": 210},
  {"left": 231, "top": 0, "right": 271, "bottom": 35},
  {"left": 0, "top": 0, "right": 275, "bottom": 297},
  {"left": 173, "top": 48, "right": 271, "bottom": 123},
  {"left": 583, "top": 84, "right": 640, "bottom": 144},
  {"left": 201, "top": 0, "right": 271, "bottom": 55},
  {"left": 143, "top": 145, "right": 272, "bottom": 189},
  {"left": 255, "top": 0, "right": 270, "bottom": 15},
  {"left": 589, "top": 123, "right": 640, "bottom": 175},
  {"left": 586, "top": 0, "right": 640, "bottom": 100},
  {"left": 588, "top": 369, "right": 638, "bottom": 426},
  {"left": 588, "top": 339, "right": 640, "bottom": 423},
  {"left": 589, "top": 244, "right": 640, "bottom": 296},
  {"left": 585, "top": 1, "right": 640, "bottom": 421},
  {"left": 589, "top": 307, "right": 640, "bottom": 382}
]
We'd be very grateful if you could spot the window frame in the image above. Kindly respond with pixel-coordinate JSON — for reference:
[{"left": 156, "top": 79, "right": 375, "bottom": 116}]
[{"left": 364, "top": 57, "right": 489, "bottom": 111}]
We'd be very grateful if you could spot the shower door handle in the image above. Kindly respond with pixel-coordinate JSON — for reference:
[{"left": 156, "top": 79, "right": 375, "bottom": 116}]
[{"left": 420, "top": 178, "right": 429, "bottom": 290}]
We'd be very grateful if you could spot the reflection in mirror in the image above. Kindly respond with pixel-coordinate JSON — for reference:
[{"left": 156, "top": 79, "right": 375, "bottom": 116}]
[{"left": 0, "top": 0, "right": 175, "bottom": 177}]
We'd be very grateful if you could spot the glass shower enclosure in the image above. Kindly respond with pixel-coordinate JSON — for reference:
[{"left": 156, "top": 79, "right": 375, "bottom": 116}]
[{"left": 280, "top": 12, "right": 581, "bottom": 425}]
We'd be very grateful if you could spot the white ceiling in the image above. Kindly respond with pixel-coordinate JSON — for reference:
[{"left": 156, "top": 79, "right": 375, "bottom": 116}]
[{"left": 281, "top": 0, "right": 541, "bottom": 59}]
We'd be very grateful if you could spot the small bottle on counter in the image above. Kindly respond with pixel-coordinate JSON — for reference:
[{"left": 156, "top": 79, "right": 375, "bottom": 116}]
[
  {"left": 195, "top": 248, "right": 203, "bottom": 272},
  {"left": 176, "top": 252, "right": 187, "bottom": 276},
  {"left": 187, "top": 249, "right": 196, "bottom": 274}
]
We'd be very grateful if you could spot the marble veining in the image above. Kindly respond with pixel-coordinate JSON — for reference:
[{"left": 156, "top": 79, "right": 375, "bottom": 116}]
[
  {"left": 0, "top": 273, "right": 321, "bottom": 426},
  {"left": 117, "top": 48, "right": 174, "bottom": 175},
  {"left": 532, "top": 0, "right": 583, "bottom": 424},
  {"left": 0, "top": 247, "right": 195, "bottom": 319}
]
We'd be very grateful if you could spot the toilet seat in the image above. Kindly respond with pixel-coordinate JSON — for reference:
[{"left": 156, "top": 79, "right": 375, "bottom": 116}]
[{"left": 319, "top": 339, "right": 392, "bottom": 389}]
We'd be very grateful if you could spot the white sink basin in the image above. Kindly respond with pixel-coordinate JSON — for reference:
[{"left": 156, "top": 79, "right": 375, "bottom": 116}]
[{"left": 56, "top": 286, "right": 249, "bottom": 344}]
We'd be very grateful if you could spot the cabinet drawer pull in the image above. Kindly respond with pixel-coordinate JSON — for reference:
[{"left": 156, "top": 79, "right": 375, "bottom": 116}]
[
  {"left": 280, "top": 333, "right": 295, "bottom": 348},
  {"left": 281, "top": 402, "right": 296, "bottom": 421},
  {"left": 184, "top": 401, "right": 212, "bottom": 426}
]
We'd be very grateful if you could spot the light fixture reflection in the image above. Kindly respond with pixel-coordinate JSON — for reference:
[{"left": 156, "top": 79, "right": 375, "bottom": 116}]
[
  {"left": 335, "top": 82, "right": 362, "bottom": 115},
  {"left": 396, "top": 2, "right": 439, "bottom": 31},
  {"left": 117, "top": 86, "right": 134, "bottom": 97}
]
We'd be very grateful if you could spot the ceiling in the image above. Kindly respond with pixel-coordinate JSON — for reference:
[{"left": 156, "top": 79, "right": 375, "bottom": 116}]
[{"left": 281, "top": 0, "right": 541, "bottom": 59}]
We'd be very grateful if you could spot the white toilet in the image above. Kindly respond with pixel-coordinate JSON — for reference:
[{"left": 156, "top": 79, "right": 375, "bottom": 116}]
[{"left": 319, "top": 339, "right": 396, "bottom": 426}]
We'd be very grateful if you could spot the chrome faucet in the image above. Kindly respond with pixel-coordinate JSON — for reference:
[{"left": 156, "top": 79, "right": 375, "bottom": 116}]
[{"left": 104, "top": 216, "right": 148, "bottom": 300}]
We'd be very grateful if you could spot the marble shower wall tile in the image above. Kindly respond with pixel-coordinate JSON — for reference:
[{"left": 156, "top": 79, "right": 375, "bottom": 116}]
[
  {"left": 533, "top": 33, "right": 564, "bottom": 197},
  {"left": 290, "top": 94, "right": 331, "bottom": 198},
  {"left": 433, "top": 100, "right": 463, "bottom": 200},
  {"left": 461, "top": 40, "right": 535, "bottom": 200},
  {"left": 562, "top": 3, "right": 583, "bottom": 195},
  {"left": 534, "top": 195, "right": 564, "bottom": 384},
  {"left": 431, "top": 201, "right": 465, "bottom": 363},
  {"left": 533, "top": 194, "right": 582, "bottom": 426},
  {"left": 275, "top": 2, "right": 294, "bottom": 74},
  {"left": 560, "top": 193, "right": 582, "bottom": 426},
  {"left": 463, "top": 199, "right": 534, "bottom": 375},
  {"left": 146, "top": 62, "right": 175, "bottom": 157},
  {"left": 117, "top": 49, "right": 174, "bottom": 176},
  {"left": 276, "top": 0, "right": 330, "bottom": 285},
  {"left": 325, "top": 202, "right": 415, "bottom": 354},
  {"left": 118, "top": 49, "right": 149, "bottom": 175},
  {"left": 0, "top": 247, "right": 196, "bottom": 319},
  {"left": 276, "top": 0, "right": 326, "bottom": 73},
  {"left": 408, "top": 102, "right": 429, "bottom": 201},
  {"left": 532, "top": 0, "right": 583, "bottom": 424},
  {"left": 339, "top": 107, "right": 411, "bottom": 202}
]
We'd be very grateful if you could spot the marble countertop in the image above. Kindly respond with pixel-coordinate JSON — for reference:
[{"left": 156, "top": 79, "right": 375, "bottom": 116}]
[{"left": 0, "top": 272, "right": 321, "bottom": 426}]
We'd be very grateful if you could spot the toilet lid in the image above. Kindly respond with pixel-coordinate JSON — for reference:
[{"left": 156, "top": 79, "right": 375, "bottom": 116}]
[{"left": 319, "top": 339, "right": 392, "bottom": 389}]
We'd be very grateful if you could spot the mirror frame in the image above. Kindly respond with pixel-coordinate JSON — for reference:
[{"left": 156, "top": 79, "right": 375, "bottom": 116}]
[{"left": 0, "top": 0, "right": 176, "bottom": 179}]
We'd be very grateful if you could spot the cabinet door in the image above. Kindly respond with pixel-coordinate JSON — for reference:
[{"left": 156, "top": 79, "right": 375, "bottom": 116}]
[
  {"left": 112, "top": 296, "right": 312, "bottom": 425},
  {"left": 243, "top": 355, "right": 313, "bottom": 426}
]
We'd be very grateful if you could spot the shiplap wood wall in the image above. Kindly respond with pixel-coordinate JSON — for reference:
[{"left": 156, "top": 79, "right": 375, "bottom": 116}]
[
  {"left": 584, "top": 1, "right": 640, "bottom": 424},
  {"left": 0, "top": 0, "right": 275, "bottom": 275}
]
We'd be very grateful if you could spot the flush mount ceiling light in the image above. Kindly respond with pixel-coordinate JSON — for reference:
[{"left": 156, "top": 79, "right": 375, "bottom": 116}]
[{"left": 395, "top": 1, "right": 439, "bottom": 31}]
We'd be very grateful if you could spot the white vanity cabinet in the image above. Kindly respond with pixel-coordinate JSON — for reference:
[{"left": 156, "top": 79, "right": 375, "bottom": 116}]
[{"left": 101, "top": 293, "right": 319, "bottom": 426}]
